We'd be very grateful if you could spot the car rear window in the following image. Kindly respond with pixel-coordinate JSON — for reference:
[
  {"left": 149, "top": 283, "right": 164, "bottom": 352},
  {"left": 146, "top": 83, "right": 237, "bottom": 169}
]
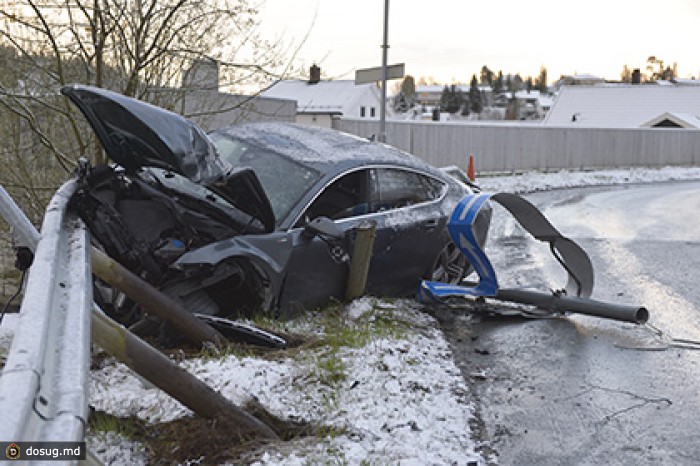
[{"left": 210, "top": 133, "right": 321, "bottom": 222}]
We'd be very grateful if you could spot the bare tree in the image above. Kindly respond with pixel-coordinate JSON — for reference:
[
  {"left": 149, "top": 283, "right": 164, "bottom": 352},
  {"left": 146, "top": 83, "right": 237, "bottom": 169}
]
[{"left": 0, "top": 0, "right": 298, "bottom": 211}]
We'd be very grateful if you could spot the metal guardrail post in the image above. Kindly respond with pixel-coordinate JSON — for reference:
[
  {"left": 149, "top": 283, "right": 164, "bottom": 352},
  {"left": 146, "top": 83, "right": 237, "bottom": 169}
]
[
  {"left": 0, "top": 185, "right": 41, "bottom": 249},
  {"left": 345, "top": 221, "right": 377, "bottom": 302}
]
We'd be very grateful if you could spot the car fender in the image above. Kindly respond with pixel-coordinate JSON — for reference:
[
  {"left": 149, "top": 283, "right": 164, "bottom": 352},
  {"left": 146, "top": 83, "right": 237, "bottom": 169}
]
[{"left": 174, "top": 233, "right": 293, "bottom": 295}]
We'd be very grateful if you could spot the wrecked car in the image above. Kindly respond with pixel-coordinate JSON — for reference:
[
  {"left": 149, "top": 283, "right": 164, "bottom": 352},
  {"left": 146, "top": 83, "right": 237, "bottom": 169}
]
[{"left": 63, "top": 84, "right": 490, "bottom": 326}]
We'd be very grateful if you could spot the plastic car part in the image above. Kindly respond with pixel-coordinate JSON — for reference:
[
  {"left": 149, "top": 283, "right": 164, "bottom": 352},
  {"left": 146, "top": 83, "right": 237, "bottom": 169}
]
[
  {"left": 194, "top": 314, "right": 287, "bottom": 348},
  {"left": 420, "top": 192, "right": 649, "bottom": 324}
]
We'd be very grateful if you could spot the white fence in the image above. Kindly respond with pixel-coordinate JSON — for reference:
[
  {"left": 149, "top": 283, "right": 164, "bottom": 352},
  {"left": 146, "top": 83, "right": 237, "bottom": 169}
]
[{"left": 335, "top": 119, "right": 700, "bottom": 173}]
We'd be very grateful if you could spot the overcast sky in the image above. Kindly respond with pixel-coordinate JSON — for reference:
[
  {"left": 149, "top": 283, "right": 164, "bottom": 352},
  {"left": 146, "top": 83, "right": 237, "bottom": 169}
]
[{"left": 258, "top": 0, "right": 700, "bottom": 85}]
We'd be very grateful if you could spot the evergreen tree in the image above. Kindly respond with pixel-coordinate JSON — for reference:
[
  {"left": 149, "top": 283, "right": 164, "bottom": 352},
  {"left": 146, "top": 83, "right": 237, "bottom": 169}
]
[
  {"left": 511, "top": 74, "right": 524, "bottom": 92},
  {"left": 400, "top": 75, "right": 416, "bottom": 101},
  {"left": 469, "top": 75, "right": 483, "bottom": 114},
  {"left": 535, "top": 66, "right": 548, "bottom": 93},
  {"left": 480, "top": 66, "right": 494, "bottom": 87},
  {"left": 439, "top": 85, "right": 451, "bottom": 112},
  {"left": 494, "top": 71, "right": 504, "bottom": 94},
  {"left": 440, "top": 84, "right": 464, "bottom": 113}
]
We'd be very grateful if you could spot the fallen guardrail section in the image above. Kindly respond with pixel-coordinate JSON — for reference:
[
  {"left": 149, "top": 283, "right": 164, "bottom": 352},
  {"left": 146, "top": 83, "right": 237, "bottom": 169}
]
[{"left": 0, "top": 180, "right": 92, "bottom": 446}]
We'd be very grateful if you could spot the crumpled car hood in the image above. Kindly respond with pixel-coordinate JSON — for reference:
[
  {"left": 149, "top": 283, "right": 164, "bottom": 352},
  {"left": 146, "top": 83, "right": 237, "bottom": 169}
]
[
  {"left": 62, "top": 84, "right": 275, "bottom": 231},
  {"left": 62, "top": 84, "right": 227, "bottom": 184}
]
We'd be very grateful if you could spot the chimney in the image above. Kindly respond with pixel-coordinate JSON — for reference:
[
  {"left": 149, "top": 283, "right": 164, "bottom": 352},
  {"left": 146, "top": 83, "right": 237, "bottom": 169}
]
[
  {"left": 183, "top": 58, "right": 219, "bottom": 91},
  {"left": 309, "top": 64, "right": 321, "bottom": 84},
  {"left": 631, "top": 68, "right": 641, "bottom": 84}
]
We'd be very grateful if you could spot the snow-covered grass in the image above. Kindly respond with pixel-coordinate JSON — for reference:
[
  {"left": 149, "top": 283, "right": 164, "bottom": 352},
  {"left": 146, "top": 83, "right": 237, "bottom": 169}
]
[
  {"left": 477, "top": 165, "right": 700, "bottom": 194},
  {"left": 1, "top": 166, "right": 699, "bottom": 465},
  {"left": 86, "top": 298, "right": 485, "bottom": 465}
]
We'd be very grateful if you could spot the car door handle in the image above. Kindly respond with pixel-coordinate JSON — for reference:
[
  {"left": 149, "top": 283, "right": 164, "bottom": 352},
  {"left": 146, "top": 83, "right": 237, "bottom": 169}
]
[{"left": 423, "top": 219, "right": 439, "bottom": 230}]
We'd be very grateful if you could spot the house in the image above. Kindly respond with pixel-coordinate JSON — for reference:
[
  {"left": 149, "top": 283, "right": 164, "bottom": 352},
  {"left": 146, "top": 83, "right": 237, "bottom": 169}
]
[
  {"left": 492, "top": 90, "right": 552, "bottom": 120},
  {"left": 543, "top": 84, "right": 700, "bottom": 128},
  {"left": 261, "top": 65, "right": 387, "bottom": 127}
]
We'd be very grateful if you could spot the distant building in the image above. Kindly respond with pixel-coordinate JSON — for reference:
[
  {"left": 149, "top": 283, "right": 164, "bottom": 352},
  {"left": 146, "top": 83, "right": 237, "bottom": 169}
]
[
  {"left": 147, "top": 58, "right": 296, "bottom": 131},
  {"left": 543, "top": 83, "right": 700, "bottom": 128},
  {"left": 492, "top": 90, "right": 552, "bottom": 120},
  {"left": 554, "top": 74, "right": 606, "bottom": 89},
  {"left": 414, "top": 84, "right": 494, "bottom": 109},
  {"left": 261, "top": 65, "right": 388, "bottom": 128}
]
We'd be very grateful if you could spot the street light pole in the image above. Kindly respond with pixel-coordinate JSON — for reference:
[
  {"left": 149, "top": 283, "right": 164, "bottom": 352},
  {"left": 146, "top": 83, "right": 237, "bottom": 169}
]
[{"left": 379, "top": 0, "right": 389, "bottom": 143}]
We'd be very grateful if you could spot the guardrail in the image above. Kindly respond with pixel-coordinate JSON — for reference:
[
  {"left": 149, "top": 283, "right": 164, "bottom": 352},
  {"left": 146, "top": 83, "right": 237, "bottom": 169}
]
[
  {"left": 0, "top": 180, "right": 280, "bottom": 453},
  {"left": 0, "top": 180, "right": 92, "bottom": 445}
]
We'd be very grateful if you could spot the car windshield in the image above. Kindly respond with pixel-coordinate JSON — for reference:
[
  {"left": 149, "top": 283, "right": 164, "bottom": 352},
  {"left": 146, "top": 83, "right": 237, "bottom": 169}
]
[{"left": 210, "top": 132, "right": 321, "bottom": 222}]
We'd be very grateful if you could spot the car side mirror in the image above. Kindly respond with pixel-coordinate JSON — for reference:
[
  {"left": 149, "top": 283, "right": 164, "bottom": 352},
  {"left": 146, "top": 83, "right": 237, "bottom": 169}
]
[{"left": 302, "top": 216, "right": 343, "bottom": 240}]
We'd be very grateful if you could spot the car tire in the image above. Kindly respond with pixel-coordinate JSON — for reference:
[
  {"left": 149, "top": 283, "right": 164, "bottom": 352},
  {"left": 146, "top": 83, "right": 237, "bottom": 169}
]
[{"left": 428, "top": 241, "right": 468, "bottom": 284}]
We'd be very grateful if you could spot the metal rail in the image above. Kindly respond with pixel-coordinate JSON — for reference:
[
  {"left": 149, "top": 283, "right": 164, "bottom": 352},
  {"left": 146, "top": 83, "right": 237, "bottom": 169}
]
[
  {"left": 0, "top": 180, "right": 92, "bottom": 445},
  {"left": 0, "top": 180, "right": 279, "bottom": 453}
]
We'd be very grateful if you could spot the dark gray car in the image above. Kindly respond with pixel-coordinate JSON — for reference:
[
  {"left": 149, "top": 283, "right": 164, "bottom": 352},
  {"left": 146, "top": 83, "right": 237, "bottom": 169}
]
[{"left": 63, "top": 84, "right": 490, "bottom": 324}]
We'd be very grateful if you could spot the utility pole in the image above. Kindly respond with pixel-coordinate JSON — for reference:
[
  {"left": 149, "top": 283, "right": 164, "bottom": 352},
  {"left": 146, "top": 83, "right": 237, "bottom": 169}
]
[{"left": 379, "top": 0, "right": 389, "bottom": 143}]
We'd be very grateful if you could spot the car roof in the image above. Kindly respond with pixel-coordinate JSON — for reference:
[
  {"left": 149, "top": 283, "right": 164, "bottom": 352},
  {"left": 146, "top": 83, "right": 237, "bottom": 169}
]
[{"left": 213, "top": 122, "right": 439, "bottom": 174}]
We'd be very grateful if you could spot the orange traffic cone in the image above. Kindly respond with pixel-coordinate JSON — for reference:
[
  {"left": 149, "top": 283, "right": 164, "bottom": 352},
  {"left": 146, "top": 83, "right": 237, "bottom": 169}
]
[{"left": 467, "top": 154, "right": 476, "bottom": 182}]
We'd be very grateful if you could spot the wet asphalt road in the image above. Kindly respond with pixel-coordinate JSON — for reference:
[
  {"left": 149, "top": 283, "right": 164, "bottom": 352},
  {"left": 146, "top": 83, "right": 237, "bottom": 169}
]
[{"left": 435, "top": 181, "right": 700, "bottom": 465}]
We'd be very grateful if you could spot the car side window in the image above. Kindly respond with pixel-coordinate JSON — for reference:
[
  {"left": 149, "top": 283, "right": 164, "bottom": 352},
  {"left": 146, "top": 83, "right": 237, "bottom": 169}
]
[
  {"left": 370, "top": 168, "right": 445, "bottom": 212},
  {"left": 299, "top": 170, "right": 370, "bottom": 224}
]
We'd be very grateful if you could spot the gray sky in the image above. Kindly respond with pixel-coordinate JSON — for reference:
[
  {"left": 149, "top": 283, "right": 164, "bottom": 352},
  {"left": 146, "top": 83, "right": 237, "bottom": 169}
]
[{"left": 259, "top": 0, "right": 700, "bottom": 84}]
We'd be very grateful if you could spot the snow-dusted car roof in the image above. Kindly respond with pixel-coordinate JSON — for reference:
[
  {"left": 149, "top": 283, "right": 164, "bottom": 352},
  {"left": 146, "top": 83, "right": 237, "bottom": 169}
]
[{"left": 214, "top": 122, "right": 432, "bottom": 171}]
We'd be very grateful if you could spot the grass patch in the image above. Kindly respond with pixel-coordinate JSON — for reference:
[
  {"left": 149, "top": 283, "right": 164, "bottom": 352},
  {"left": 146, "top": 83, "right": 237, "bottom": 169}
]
[
  {"left": 88, "top": 409, "right": 146, "bottom": 440},
  {"left": 89, "top": 297, "right": 426, "bottom": 463}
]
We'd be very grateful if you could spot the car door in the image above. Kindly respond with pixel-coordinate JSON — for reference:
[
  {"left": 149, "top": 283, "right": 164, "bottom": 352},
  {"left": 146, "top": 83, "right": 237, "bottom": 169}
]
[
  {"left": 364, "top": 167, "right": 449, "bottom": 296},
  {"left": 278, "top": 169, "right": 371, "bottom": 314}
]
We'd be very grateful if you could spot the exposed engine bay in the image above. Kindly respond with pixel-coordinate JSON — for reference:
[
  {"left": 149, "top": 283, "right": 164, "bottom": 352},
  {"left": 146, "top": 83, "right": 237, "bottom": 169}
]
[{"left": 71, "top": 161, "right": 269, "bottom": 328}]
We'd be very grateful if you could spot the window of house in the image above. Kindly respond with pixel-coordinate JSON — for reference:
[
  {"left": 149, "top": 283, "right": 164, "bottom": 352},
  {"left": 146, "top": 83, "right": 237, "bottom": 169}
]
[
  {"left": 360, "top": 106, "right": 366, "bottom": 117},
  {"left": 370, "top": 107, "right": 376, "bottom": 117}
]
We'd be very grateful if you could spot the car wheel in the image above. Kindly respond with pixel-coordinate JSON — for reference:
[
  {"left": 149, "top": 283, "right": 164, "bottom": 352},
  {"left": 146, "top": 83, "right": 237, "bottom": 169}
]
[{"left": 429, "top": 242, "right": 468, "bottom": 284}]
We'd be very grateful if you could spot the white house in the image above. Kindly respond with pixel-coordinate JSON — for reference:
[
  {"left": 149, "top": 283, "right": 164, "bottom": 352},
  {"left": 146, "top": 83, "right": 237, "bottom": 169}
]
[
  {"left": 543, "top": 84, "right": 700, "bottom": 128},
  {"left": 261, "top": 65, "right": 388, "bottom": 128}
]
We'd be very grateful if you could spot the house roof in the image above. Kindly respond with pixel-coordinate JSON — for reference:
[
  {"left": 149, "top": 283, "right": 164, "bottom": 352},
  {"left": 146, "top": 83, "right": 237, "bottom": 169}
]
[
  {"left": 640, "top": 111, "right": 700, "bottom": 128},
  {"left": 261, "top": 80, "right": 380, "bottom": 116},
  {"left": 543, "top": 84, "right": 700, "bottom": 128}
]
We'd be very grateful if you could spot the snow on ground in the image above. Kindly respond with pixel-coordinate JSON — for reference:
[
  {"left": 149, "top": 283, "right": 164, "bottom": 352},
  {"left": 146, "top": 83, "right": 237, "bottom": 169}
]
[
  {"left": 477, "top": 165, "right": 700, "bottom": 194},
  {"left": 1, "top": 166, "right": 699, "bottom": 465},
  {"left": 87, "top": 298, "right": 485, "bottom": 465}
]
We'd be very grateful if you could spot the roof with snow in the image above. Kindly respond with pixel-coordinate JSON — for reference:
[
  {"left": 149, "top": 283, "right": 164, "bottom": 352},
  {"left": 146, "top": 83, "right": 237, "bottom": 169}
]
[
  {"left": 640, "top": 111, "right": 700, "bottom": 129},
  {"left": 261, "top": 80, "right": 380, "bottom": 116},
  {"left": 543, "top": 85, "right": 700, "bottom": 128}
]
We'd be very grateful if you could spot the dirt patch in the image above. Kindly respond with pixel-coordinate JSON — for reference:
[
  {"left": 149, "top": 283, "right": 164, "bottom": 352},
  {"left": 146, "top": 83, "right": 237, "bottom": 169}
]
[{"left": 90, "top": 399, "right": 316, "bottom": 465}]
